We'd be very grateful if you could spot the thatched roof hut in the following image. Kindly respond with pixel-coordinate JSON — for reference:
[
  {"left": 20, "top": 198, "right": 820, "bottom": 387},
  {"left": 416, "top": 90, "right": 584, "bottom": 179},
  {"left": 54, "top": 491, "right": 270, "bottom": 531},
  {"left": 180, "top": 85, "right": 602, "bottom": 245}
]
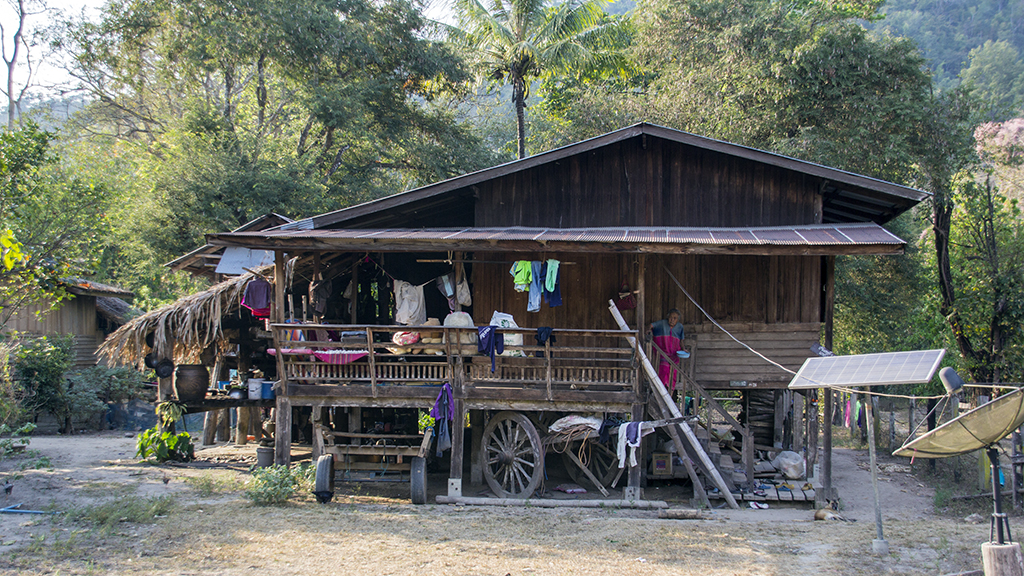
[{"left": 97, "top": 269, "right": 268, "bottom": 366}]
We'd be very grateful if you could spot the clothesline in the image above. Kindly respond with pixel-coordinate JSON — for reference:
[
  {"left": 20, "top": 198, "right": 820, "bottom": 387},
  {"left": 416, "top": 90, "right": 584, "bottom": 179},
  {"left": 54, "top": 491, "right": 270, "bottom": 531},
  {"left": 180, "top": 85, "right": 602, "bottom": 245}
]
[{"left": 415, "top": 259, "right": 577, "bottom": 265}]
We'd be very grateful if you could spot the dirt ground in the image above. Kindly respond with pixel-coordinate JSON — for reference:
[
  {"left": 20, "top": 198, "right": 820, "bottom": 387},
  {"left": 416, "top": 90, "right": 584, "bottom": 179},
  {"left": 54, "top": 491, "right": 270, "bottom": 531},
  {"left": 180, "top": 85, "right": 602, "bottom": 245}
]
[{"left": 0, "top": 432, "right": 993, "bottom": 575}]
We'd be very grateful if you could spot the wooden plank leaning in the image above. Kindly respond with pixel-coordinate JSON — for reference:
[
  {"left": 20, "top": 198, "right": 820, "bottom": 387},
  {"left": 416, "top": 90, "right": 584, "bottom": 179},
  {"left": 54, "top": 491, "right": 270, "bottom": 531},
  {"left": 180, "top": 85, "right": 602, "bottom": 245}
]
[{"left": 608, "top": 301, "right": 739, "bottom": 510}]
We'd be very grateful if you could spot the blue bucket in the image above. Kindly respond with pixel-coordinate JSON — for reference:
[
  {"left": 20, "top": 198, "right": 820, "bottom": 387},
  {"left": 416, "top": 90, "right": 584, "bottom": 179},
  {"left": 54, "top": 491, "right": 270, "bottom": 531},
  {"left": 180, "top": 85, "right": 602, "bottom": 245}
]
[{"left": 262, "top": 380, "right": 276, "bottom": 400}]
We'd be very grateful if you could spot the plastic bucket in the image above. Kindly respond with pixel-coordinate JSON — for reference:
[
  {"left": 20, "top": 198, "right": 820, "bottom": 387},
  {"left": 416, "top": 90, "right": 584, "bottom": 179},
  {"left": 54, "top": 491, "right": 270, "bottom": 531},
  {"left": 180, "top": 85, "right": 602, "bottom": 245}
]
[
  {"left": 256, "top": 446, "right": 274, "bottom": 468},
  {"left": 262, "top": 380, "right": 276, "bottom": 400},
  {"left": 247, "top": 378, "right": 263, "bottom": 400}
]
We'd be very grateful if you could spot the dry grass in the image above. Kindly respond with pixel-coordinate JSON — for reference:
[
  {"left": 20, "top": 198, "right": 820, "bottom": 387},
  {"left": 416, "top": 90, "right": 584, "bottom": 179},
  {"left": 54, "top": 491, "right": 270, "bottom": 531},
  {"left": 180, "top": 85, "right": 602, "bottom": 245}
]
[{"left": 0, "top": 489, "right": 989, "bottom": 576}]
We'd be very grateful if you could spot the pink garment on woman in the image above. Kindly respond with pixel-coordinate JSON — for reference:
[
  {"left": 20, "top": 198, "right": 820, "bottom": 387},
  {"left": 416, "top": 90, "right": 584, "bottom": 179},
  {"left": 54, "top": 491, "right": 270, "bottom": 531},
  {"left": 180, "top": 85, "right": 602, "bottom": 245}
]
[{"left": 651, "top": 319, "right": 684, "bottom": 390}]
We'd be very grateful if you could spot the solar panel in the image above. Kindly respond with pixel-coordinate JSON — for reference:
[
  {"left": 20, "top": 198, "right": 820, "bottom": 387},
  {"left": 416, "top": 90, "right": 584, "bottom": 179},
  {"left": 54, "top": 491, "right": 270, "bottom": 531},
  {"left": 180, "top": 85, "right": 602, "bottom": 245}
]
[{"left": 787, "top": 349, "right": 946, "bottom": 389}]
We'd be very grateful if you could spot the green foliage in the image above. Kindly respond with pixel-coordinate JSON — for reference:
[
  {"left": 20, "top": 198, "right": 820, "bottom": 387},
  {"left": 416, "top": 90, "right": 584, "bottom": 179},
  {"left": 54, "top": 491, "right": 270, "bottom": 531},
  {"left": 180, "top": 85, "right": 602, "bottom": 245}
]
[
  {"left": 961, "top": 40, "right": 1024, "bottom": 121},
  {"left": 243, "top": 464, "right": 309, "bottom": 506},
  {"left": 13, "top": 335, "right": 74, "bottom": 427},
  {"left": 136, "top": 427, "right": 195, "bottom": 463},
  {"left": 66, "top": 366, "right": 148, "bottom": 405},
  {"left": 448, "top": 0, "right": 630, "bottom": 157},
  {"left": 0, "top": 339, "right": 27, "bottom": 426},
  {"left": 870, "top": 0, "right": 1024, "bottom": 90},
  {"left": 0, "top": 124, "right": 120, "bottom": 325},
  {"left": 0, "top": 422, "right": 36, "bottom": 459},
  {"left": 64, "top": 0, "right": 494, "bottom": 272}
]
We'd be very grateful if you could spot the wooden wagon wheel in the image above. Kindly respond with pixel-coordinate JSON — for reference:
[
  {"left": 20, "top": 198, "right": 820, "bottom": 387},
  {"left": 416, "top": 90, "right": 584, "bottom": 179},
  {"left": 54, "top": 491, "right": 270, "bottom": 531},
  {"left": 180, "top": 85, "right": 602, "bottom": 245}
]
[
  {"left": 481, "top": 411, "right": 544, "bottom": 498},
  {"left": 561, "top": 440, "right": 619, "bottom": 490}
]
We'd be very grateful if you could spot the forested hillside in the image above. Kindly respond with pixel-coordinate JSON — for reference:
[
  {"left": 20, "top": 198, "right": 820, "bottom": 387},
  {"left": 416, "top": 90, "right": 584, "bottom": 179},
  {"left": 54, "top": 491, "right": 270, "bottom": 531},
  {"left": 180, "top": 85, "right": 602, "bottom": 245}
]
[{"left": 871, "top": 0, "right": 1024, "bottom": 89}]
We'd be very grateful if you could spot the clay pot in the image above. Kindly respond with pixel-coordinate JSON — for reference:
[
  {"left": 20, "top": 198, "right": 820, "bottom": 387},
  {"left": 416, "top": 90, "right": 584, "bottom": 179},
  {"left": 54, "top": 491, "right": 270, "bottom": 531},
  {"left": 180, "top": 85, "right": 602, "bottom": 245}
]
[{"left": 174, "top": 364, "right": 209, "bottom": 402}]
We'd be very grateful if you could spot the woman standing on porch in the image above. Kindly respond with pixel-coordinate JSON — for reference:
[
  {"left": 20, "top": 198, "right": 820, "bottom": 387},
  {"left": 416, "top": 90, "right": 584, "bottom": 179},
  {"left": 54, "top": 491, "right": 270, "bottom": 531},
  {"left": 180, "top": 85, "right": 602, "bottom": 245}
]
[{"left": 651, "top": 309, "right": 684, "bottom": 394}]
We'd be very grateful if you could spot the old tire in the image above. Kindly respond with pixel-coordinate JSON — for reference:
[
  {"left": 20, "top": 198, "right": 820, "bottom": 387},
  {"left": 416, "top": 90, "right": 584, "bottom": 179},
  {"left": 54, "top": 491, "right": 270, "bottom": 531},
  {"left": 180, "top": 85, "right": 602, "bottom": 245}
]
[
  {"left": 410, "top": 456, "right": 427, "bottom": 504},
  {"left": 314, "top": 454, "right": 335, "bottom": 497},
  {"left": 481, "top": 411, "right": 544, "bottom": 498}
]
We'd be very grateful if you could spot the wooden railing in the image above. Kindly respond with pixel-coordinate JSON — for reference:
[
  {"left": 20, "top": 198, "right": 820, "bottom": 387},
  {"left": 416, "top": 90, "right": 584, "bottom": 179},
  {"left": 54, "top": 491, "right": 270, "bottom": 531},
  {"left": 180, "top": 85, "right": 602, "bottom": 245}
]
[{"left": 270, "top": 324, "right": 638, "bottom": 400}]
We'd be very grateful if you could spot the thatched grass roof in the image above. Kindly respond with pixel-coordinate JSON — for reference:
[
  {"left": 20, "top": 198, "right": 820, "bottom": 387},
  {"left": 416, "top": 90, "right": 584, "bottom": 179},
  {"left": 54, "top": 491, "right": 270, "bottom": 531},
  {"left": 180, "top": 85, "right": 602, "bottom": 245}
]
[{"left": 98, "top": 270, "right": 268, "bottom": 366}]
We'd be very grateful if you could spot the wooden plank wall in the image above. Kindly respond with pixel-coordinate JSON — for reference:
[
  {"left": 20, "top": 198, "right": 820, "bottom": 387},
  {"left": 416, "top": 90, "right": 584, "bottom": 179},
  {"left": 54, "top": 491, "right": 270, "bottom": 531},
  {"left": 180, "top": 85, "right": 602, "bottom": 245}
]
[
  {"left": 471, "top": 252, "right": 820, "bottom": 389},
  {"left": 3, "top": 296, "right": 103, "bottom": 367},
  {"left": 473, "top": 137, "right": 822, "bottom": 228}
]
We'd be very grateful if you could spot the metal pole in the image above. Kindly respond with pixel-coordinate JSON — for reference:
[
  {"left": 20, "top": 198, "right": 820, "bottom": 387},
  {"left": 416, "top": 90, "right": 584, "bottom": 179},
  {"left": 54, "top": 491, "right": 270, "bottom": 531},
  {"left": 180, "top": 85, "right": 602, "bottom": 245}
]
[
  {"left": 988, "top": 447, "right": 1012, "bottom": 545},
  {"left": 864, "top": 389, "right": 888, "bottom": 554}
]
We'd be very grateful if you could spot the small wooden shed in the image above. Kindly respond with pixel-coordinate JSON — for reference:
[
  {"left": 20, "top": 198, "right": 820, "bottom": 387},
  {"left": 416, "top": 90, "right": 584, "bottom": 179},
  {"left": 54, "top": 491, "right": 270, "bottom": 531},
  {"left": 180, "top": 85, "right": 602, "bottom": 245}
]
[{"left": 4, "top": 278, "right": 136, "bottom": 367}]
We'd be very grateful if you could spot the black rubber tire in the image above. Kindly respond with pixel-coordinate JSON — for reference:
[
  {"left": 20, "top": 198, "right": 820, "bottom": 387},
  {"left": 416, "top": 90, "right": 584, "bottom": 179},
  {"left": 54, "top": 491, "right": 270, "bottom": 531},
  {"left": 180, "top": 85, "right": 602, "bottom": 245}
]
[
  {"left": 481, "top": 411, "right": 544, "bottom": 498},
  {"left": 410, "top": 456, "right": 427, "bottom": 504},
  {"left": 314, "top": 454, "right": 335, "bottom": 496}
]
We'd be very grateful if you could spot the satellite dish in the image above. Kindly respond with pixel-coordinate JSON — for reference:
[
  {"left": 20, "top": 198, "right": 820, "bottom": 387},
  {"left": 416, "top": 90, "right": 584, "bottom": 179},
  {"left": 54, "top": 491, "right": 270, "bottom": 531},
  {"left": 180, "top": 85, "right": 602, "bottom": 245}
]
[
  {"left": 893, "top": 388, "right": 1024, "bottom": 459},
  {"left": 939, "top": 367, "right": 965, "bottom": 395},
  {"left": 894, "top": 388, "right": 1024, "bottom": 546}
]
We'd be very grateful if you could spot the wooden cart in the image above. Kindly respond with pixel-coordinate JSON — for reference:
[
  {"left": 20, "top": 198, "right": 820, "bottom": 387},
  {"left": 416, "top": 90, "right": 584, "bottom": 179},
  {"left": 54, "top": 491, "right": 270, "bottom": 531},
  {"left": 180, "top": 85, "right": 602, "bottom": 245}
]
[{"left": 313, "top": 426, "right": 435, "bottom": 504}]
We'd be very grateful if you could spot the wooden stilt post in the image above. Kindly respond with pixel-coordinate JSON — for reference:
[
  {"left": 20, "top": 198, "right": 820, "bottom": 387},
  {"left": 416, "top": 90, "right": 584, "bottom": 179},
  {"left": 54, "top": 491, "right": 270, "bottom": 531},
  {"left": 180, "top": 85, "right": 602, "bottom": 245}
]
[
  {"left": 311, "top": 406, "right": 323, "bottom": 461},
  {"left": 627, "top": 254, "right": 648, "bottom": 501},
  {"left": 203, "top": 411, "right": 219, "bottom": 445},
  {"left": 216, "top": 409, "right": 230, "bottom": 441},
  {"left": 470, "top": 409, "right": 484, "bottom": 486},
  {"left": 273, "top": 250, "right": 291, "bottom": 467},
  {"left": 822, "top": 255, "right": 835, "bottom": 499},
  {"left": 449, "top": 398, "right": 465, "bottom": 498}
]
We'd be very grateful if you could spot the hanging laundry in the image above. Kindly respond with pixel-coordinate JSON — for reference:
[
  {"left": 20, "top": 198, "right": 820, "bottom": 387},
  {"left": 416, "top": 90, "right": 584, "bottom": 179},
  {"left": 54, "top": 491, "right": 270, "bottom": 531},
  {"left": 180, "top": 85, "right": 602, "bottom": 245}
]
[
  {"left": 510, "top": 261, "right": 531, "bottom": 291},
  {"left": 534, "top": 327, "right": 556, "bottom": 357},
  {"left": 308, "top": 278, "right": 332, "bottom": 316},
  {"left": 527, "top": 261, "right": 543, "bottom": 312},
  {"left": 545, "top": 259, "right": 559, "bottom": 292},
  {"left": 241, "top": 277, "right": 272, "bottom": 319},
  {"left": 541, "top": 260, "right": 562, "bottom": 308},
  {"left": 430, "top": 383, "right": 454, "bottom": 457},
  {"left": 393, "top": 280, "right": 427, "bottom": 326},
  {"left": 435, "top": 272, "right": 458, "bottom": 312},
  {"left": 456, "top": 266, "right": 472, "bottom": 306},
  {"left": 477, "top": 325, "right": 504, "bottom": 372}
]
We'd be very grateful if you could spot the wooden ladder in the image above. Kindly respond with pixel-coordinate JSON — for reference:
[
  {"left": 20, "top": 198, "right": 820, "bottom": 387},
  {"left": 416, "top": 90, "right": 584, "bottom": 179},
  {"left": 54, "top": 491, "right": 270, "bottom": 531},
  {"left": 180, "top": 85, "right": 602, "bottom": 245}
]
[{"left": 609, "top": 302, "right": 739, "bottom": 509}]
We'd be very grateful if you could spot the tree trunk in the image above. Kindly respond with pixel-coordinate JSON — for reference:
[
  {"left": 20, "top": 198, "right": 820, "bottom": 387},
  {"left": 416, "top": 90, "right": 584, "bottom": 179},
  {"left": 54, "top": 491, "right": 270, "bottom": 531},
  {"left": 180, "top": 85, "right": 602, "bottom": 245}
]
[
  {"left": 933, "top": 190, "right": 989, "bottom": 382},
  {"left": 514, "top": 79, "right": 526, "bottom": 159}
]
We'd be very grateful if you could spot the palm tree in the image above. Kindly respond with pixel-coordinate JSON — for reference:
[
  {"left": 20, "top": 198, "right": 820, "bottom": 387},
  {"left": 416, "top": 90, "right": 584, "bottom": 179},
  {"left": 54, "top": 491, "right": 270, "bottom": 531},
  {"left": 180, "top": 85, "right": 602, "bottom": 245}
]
[{"left": 448, "top": 0, "right": 626, "bottom": 159}]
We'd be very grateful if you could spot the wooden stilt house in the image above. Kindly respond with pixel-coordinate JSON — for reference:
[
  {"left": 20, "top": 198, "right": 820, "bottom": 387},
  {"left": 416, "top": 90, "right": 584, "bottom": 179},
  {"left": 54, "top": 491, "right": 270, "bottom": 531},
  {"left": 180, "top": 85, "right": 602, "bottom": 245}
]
[{"left": 198, "top": 123, "right": 924, "bottom": 503}]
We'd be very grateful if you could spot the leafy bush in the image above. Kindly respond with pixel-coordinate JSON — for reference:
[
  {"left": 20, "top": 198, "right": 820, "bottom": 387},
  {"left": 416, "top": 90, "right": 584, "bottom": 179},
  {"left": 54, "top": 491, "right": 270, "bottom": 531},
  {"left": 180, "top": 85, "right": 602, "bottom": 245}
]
[
  {"left": 0, "top": 422, "right": 35, "bottom": 458},
  {"left": 136, "top": 427, "right": 195, "bottom": 462},
  {"left": 244, "top": 464, "right": 314, "bottom": 506},
  {"left": 66, "top": 365, "right": 148, "bottom": 404},
  {"left": 0, "top": 339, "right": 26, "bottom": 426},
  {"left": 13, "top": 335, "right": 74, "bottom": 431}
]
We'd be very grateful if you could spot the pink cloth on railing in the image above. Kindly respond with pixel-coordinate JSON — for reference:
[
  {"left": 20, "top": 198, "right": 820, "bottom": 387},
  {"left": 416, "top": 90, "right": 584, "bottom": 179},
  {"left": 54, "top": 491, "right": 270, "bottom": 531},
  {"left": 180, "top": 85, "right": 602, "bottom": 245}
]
[
  {"left": 312, "top": 350, "right": 368, "bottom": 365},
  {"left": 268, "top": 348, "right": 368, "bottom": 365}
]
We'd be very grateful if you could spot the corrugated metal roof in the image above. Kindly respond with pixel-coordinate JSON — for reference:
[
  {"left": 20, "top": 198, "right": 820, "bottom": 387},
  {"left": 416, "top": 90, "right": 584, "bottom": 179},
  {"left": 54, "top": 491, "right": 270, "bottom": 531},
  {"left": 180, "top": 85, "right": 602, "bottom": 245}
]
[{"left": 209, "top": 223, "right": 904, "bottom": 255}]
